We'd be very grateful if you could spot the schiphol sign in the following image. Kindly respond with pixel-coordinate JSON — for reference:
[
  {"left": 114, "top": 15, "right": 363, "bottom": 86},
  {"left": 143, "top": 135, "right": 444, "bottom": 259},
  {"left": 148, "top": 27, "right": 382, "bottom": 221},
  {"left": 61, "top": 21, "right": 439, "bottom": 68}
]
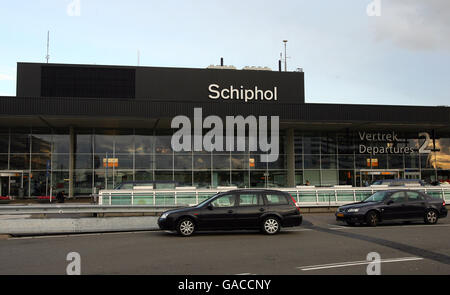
[
  {"left": 208, "top": 84, "right": 278, "bottom": 103},
  {"left": 171, "top": 108, "right": 279, "bottom": 162},
  {"left": 358, "top": 131, "right": 433, "bottom": 155}
]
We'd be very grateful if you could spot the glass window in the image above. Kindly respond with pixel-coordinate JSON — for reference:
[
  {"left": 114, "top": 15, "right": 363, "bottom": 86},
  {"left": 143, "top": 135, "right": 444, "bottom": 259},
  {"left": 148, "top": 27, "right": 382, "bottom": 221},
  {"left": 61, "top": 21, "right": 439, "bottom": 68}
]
[
  {"left": 174, "top": 154, "right": 192, "bottom": 170},
  {"left": 75, "top": 154, "right": 93, "bottom": 169},
  {"left": 304, "top": 155, "right": 320, "bottom": 169},
  {"left": 338, "top": 154, "right": 354, "bottom": 169},
  {"left": 250, "top": 171, "right": 266, "bottom": 188},
  {"left": 265, "top": 194, "right": 288, "bottom": 205},
  {"left": 303, "top": 136, "right": 321, "bottom": 154},
  {"left": 406, "top": 191, "right": 424, "bottom": 201},
  {"left": 135, "top": 133, "right": 154, "bottom": 154},
  {"left": 31, "top": 154, "right": 51, "bottom": 170},
  {"left": 53, "top": 133, "right": 70, "bottom": 153},
  {"left": 74, "top": 170, "right": 93, "bottom": 196},
  {"left": 155, "top": 133, "right": 173, "bottom": 154},
  {"left": 268, "top": 171, "right": 287, "bottom": 188},
  {"left": 294, "top": 131, "right": 302, "bottom": 154},
  {"left": 194, "top": 155, "right": 211, "bottom": 170},
  {"left": 321, "top": 170, "right": 338, "bottom": 186},
  {"left": 321, "top": 155, "right": 337, "bottom": 169},
  {"left": 212, "top": 171, "right": 231, "bottom": 187},
  {"left": 213, "top": 154, "right": 230, "bottom": 170},
  {"left": 9, "top": 154, "right": 29, "bottom": 170},
  {"left": 94, "top": 133, "right": 114, "bottom": 154},
  {"left": 388, "top": 155, "right": 404, "bottom": 169},
  {"left": 321, "top": 134, "right": 337, "bottom": 154},
  {"left": 231, "top": 171, "right": 248, "bottom": 188},
  {"left": 304, "top": 170, "right": 320, "bottom": 186},
  {"left": 135, "top": 154, "right": 153, "bottom": 170},
  {"left": 115, "top": 133, "right": 134, "bottom": 154},
  {"left": 0, "top": 133, "right": 9, "bottom": 153},
  {"left": 0, "top": 154, "right": 8, "bottom": 170},
  {"left": 135, "top": 171, "right": 153, "bottom": 182},
  {"left": 238, "top": 193, "right": 262, "bottom": 206},
  {"left": 75, "top": 134, "right": 93, "bottom": 153},
  {"left": 212, "top": 194, "right": 236, "bottom": 207},
  {"left": 405, "top": 154, "right": 420, "bottom": 168},
  {"left": 231, "top": 155, "right": 248, "bottom": 170},
  {"left": 174, "top": 171, "right": 192, "bottom": 187},
  {"left": 389, "top": 191, "right": 406, "bottom": 203},
  {"left": 31, "top": 133, "right": 52, "bottom": 154},
  {"left": 10, "top": 132, "right": 30, "bottom": 153},
  {"left": 193, "top": 171, "right": 211, "bottom": 188},
  {"left": 155, "top": 155, "right": 173, "bottom": 170},
  {"left": 295, "top": 155, "right": 303, "bottom": 169},
  {"left": 115, "top": 154, "right": 133, "bottom": 170}
]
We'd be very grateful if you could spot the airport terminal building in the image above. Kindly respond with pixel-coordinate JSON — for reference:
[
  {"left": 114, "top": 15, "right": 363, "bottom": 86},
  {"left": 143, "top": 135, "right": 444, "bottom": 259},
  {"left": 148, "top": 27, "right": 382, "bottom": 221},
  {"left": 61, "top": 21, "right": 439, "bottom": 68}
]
[{"left": 0, "top": 62, "right": 449, "bottom": 198}]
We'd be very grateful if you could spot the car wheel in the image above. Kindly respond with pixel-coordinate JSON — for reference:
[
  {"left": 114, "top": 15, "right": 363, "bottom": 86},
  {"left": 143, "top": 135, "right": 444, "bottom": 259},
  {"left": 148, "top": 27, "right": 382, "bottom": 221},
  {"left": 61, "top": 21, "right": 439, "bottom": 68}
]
[
  {"left": 424, "top": 209, "right": 439, "bottom": 224},
  {"left": 262, "top": 217, "right": 281, "bottom": 235},
  {"left": 176, "top": 218, "right": 195, "bottom": 236},
  {"left": 366, "top": 211, "right": 379, "bottom": 227}
]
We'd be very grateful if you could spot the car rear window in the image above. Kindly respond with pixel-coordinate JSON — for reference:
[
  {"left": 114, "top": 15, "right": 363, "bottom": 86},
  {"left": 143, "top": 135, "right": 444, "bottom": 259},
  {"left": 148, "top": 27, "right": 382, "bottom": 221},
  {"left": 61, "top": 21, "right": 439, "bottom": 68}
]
[
  {"left": 266, "top": 194, "right": 289, "bottom": 205},
  {"left": 238, "top": 194, "right": 263, "bottom": 206}
]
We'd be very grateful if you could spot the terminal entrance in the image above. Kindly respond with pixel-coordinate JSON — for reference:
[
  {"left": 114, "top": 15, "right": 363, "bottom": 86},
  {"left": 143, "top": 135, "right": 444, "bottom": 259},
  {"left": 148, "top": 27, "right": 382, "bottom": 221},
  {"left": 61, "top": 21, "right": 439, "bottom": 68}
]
[
  {"left": 0, "top": 171, "right": 26, "bottom": 198},
  {"left": 357, "top": 169, "right": 401, "bottom": 187}
]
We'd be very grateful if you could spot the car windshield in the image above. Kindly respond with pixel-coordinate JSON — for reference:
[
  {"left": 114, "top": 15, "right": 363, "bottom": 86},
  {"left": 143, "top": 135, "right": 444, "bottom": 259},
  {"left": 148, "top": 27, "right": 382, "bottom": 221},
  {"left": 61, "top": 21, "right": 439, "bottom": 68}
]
[{"left": 363, "top": 191, "right": 388, "bottom": 203}]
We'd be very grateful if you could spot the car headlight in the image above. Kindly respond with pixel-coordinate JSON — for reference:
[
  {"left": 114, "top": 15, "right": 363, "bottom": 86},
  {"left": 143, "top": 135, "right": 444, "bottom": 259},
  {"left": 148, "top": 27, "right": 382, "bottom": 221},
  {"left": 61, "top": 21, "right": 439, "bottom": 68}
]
[
  {"left": 347, "top": 208, "right": 360, "bottom": 213},
  {"left": 160, "top": 212, "right": 169, "bottom": 219}
]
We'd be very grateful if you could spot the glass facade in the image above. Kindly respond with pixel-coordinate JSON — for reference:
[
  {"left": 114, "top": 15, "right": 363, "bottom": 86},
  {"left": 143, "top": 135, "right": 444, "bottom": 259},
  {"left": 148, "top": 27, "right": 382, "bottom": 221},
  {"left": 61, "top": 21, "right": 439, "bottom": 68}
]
[{"left": 0, "top": 127, "right": 449, "bottom": 197}]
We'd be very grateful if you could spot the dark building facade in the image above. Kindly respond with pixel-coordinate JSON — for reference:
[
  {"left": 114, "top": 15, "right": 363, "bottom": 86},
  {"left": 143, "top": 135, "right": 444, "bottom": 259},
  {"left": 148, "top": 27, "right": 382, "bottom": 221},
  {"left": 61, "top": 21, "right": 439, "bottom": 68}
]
[{"left": 0, "top": 62, "right": 449, "bottom": 198}]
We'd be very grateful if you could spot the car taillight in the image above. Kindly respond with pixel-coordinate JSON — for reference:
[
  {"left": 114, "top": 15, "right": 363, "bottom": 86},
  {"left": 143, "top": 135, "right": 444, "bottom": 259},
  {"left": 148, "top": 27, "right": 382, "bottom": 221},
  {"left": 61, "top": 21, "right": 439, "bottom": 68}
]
[
  {"left": 290, "top": 195, "right": 300, "bottom": 212},
  {"left": 444, "top": 200, "right": 446, "bottom": 206}
]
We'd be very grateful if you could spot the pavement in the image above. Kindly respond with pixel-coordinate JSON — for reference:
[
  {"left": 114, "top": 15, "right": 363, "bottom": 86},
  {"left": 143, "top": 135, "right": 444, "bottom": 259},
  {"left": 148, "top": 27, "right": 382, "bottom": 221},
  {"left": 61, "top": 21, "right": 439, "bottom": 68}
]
[{"left": 0, "top": 213, "right": 449, "bottom": 275}]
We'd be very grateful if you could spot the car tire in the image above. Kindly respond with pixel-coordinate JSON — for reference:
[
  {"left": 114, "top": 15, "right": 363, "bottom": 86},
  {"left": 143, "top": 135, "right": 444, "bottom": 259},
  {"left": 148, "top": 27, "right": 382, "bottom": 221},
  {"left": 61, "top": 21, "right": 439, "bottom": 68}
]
[
  {"left": 261, "top": 217, "right": 281, "bottom": 235},
  {"left": 424, "top": 209, "right": 439, "bottom": 225},
  {"left": 176, "top": 218, "right": 196, "bottom": 237},
  {"left": 366, "top": 211, "right": 379, "bottom": 227}
]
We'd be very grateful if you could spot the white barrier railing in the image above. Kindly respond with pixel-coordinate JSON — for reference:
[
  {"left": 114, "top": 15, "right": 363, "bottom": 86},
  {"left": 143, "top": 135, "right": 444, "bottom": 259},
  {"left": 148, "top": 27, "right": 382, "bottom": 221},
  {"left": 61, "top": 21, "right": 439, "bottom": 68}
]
[{"left": 98, "top": 186, "right": 450, "bottom": 207}]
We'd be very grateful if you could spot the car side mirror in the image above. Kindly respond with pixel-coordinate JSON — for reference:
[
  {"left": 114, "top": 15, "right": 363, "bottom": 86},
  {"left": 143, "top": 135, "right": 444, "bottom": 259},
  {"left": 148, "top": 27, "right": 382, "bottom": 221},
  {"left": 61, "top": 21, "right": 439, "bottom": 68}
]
[
  {"left": 386, "top": 200, "right": 394, "bottom": 205},
  {"left": 207, "top": 203, "right": 214, "bottom": 210}
]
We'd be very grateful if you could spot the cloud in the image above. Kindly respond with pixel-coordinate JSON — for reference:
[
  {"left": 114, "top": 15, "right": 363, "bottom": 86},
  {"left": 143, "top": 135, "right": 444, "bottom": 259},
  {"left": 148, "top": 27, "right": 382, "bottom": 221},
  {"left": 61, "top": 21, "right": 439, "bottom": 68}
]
[{"left": 370, "top": 0, "right": 450, "bottom": 51}]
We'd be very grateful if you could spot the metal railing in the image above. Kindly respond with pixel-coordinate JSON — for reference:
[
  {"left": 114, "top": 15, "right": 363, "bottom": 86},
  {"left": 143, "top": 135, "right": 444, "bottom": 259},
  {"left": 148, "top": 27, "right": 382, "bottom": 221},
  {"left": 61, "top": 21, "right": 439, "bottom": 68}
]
[{"left": 98, "top": 186, "right": 450, "bottom": 207}]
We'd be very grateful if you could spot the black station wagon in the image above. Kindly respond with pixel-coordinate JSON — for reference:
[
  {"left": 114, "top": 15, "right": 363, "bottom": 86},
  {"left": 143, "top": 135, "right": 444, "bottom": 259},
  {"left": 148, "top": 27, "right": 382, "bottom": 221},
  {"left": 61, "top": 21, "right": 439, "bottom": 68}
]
[{"left": 158, "top": 189, "right": 303, "bottom": 236}]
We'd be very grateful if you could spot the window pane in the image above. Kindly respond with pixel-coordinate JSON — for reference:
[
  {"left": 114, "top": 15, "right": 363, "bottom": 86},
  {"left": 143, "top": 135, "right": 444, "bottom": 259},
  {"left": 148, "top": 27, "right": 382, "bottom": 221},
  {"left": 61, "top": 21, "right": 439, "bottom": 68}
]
[
  {"left": 238, "top": 194, "right": 262, "bottom": 206},
  {"left": 31, "top": 154, "right": 51, "bottom": 170},
  {"left": 75, "top": 154, "right": 92, "bottom": 169},
  {"left": 213, "top": 154, "right": 230, "bottom": 170},
  {"left": 155, "top": 155, "right": 173, "bottom": 170},
  {"left": 10, "top": 154, "right": 29, "bottom": 170},
  {"left": 304, "top": 155, "right": 320, "bottom": 169},
  {"left": 212, "top": 194, "right": 236, "bottom": 207},
  {"left": 266, "top": 194, "right": 288, "bottom": 205},
  {"left": 10, "top": 133, "right": 30, "bottom": 153},
  {"left": 175, "top": 154, "right": 192, "bottom": 170},
  {"left": 135, "top": 155, "right": 152, "bottom": 170},
  {"left": 0, "top": 133, "right": 8, "bottom": 153},
  {"left": 194, "top": 155, "right": 211, "bottom": 170}
]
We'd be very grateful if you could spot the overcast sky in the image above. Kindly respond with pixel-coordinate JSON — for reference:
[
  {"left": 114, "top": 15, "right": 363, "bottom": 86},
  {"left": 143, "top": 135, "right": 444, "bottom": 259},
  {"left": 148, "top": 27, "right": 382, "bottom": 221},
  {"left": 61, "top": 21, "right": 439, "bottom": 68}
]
[{"left": 0, "top": 0, "right": 449, "bottom": 106}]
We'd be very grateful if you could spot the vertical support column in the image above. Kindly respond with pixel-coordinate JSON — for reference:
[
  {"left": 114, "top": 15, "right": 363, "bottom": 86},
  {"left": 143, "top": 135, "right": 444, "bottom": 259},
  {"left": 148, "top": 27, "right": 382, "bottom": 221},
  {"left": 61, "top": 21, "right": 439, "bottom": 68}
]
[
  {"left": 69, "top": 126, "right": 75, "bottom": 198},
  {"left": 287, "top": 128, "right": 295, "bottom": 187}
]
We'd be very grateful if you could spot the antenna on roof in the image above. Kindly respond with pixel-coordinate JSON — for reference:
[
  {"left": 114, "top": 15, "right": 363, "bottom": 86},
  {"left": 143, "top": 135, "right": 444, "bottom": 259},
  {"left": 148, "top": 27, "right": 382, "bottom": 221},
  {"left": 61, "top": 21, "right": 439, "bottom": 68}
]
[
  {"left": 46, "top": 31, "right": 50, "bottom": 63},
  {"left": 137, "top": 50, "right": 140, "bottom": 66}
]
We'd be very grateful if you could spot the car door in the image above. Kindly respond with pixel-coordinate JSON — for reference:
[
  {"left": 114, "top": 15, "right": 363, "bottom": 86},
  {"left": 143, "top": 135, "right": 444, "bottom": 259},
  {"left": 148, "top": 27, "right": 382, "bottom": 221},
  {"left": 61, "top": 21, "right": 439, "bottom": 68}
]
[
  {"left": 405, "top": 191, "right": 427, "bottom": 219},
  {"left": 234, "top": 192, "right": 265, "bottom": 229},
  {"left": 382, "top": 191, "right": 408, "bottom": 220},
  {"left": 197, "top": 193, "right": 237, "bottom": 230}
]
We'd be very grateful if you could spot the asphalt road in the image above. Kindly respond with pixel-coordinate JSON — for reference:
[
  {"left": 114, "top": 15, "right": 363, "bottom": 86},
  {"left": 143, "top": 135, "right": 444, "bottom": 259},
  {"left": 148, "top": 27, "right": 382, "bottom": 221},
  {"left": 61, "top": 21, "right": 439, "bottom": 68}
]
[{"left": 1, "top": 213, "right": 449, "bottom": 275}]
